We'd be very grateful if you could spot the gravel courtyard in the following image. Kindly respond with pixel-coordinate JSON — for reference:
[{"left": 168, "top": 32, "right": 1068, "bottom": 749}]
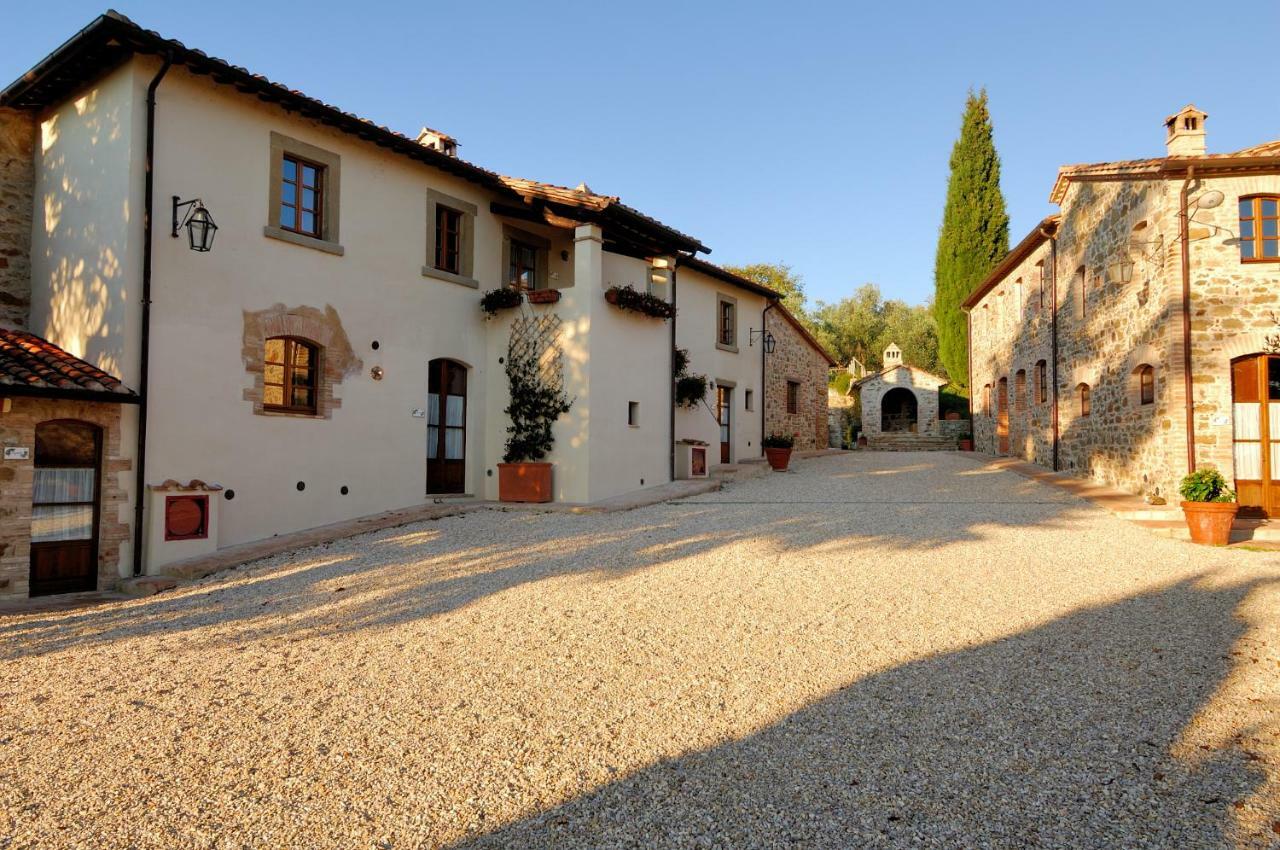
[{"left": 3, "top": 451, "right": 1279, "bottom": 849}]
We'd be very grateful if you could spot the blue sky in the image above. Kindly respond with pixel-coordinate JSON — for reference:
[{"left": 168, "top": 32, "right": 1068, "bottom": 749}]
[{"left": 7, "top": 2, "right": 1278, "bottom": 307}]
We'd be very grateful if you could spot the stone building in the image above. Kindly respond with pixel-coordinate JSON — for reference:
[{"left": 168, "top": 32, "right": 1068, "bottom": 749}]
[
  {"left": 853, "top": 343, "right": 950, "bottom": 445},
  {"left": 0, "top": 12, "right": 817, "bottom": 599},
  {"left": 764, "top": 303, "right": 837, "bottom": 451},
  {"left": 966, "top": 105, "right": 1280, "bottom": 515}
]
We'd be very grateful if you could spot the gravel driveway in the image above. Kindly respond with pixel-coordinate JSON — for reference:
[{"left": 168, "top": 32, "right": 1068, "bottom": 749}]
[{"left": 3, "top": 452, "right": 1279, "bottom": 849}]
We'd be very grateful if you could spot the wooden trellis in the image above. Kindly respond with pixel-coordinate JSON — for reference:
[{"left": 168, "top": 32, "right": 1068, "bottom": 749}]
[{"left": 509, "top": 314, "right": 564, "bottom": 393}]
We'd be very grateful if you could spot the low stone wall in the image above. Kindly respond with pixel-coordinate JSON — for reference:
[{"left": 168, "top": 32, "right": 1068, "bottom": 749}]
[{"left": 940, "top": 419, "right": 972, "bottom": 441}]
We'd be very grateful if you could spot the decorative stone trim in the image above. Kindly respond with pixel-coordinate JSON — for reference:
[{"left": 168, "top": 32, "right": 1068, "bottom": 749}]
[
  {"left": 242, "top": 304, "right": 362, "bottom": 419},
  {"left": 715, "top": 292, "right": 739, "bottom": 353},
  {"left": 265, "top": 132, "right": 343, "bottom": 255},
  {"left": 422, "top": 188, "right": 479, "bottom": 288}
]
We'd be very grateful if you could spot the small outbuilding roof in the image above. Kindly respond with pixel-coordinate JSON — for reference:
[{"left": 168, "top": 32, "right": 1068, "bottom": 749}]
[
  {"left": 0, "top": 329, "right": 138, "bottom": 402},
  {"left": 852, "top": 363, "right": 949, "bottom": 389}
]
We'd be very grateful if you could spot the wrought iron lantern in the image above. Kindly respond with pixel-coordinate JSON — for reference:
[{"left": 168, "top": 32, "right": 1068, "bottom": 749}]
[
  {"left": 749, "top": 328, "right": 776, "bottom": 354},
  {"left": 172, "top": 196, "right": 218, "bottom": 252}
]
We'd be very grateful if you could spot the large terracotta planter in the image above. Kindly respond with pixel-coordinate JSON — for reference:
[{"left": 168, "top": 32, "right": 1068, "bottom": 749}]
[
  {"left": 498, "top": 462, "right": 553, "bottom": 503},
  {"left": 1180, "top": 500, "right": 1238, "bottom": 546},
  {"left": 958, "top": 438, "right": 973, "bottom": 451},
  {"left": 764, "top": 447, "right": 792, "bottom": 471}
]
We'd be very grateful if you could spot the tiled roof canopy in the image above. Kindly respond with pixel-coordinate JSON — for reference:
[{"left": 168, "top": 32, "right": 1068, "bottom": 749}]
[
  {"left": 1049, "top": 140, "right": 1280, "bottom": 202},
  {"left": 0, "top": 329, "right": 137, "bottom": 401}
]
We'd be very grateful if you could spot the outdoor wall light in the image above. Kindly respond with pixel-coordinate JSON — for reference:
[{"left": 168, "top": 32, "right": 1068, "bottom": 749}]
[
  {"left": 172, "top": 196, "right": 218, "bottom": 252},
  {"left": 749, "top": 328, "right": 776, "bottom": 354}
]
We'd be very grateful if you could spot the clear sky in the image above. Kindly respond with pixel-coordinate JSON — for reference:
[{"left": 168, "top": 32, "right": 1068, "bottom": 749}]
[{"left": 7, "top": 2, "right": 1278, "bottom": 307}]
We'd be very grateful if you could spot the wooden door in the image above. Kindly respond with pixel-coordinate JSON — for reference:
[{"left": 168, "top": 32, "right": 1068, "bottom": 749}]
[
  {"left": 718, "top": 386, "right": 732, "bottom": 464},
  {"left": 1232, "top": 354, "right": 1280, "bottom": 517},
  {"left": 29, "top": 420, "right": 101, "bottom": 597},
  {"left": 996, "top": 378, "right": 1010, "bottom": 455},
  {"left": 427, "top": 359, "right": 467, "bottom": 494}
]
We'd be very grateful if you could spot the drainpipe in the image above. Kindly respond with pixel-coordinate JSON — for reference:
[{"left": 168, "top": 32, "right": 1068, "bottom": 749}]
[
  {"left": 1039, "top": 224, "right": 1060, "bottom": 471},
  {"left": 965, "top": 310, "right": 972, "bottom": 421},
  {"left": 668, "top": 260, "right": 678, "bottom": 482},
  {"left": 132, "top": 52, "right": 173, "bottom": 577},
  {"left": 761, "top": 301, "right": 776, "bottom": 453},
  {"left": 1178, "top": 166, "right": 1197, "bottom": 474}
]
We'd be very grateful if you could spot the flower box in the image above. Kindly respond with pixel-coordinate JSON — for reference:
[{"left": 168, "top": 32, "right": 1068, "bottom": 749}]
[
  {"left": 526, "top": 289, "right": 561, "bottom": 305},
  {"left": 604, "top": 285, "right": 675, "bottom": 320}
]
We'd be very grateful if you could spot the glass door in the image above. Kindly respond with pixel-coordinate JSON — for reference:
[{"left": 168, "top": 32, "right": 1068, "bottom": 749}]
[
  {"left": 718, "top": 386, "right": 732, "bottom": 464},
  {"left": 1232, "top": 354, "right": 1280, "bottom": 517},
  {"left": 427, "top": 359, "right": 467, "bottom": 494},
  {"left": 29, "top": 420, "right": 101, "bottom": 596}
]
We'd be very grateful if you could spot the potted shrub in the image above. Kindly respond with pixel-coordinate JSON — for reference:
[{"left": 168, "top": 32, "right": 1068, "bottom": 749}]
[
  {"left": 480, "top": 287, "right": 523, "bottom": 316},
  {"left": 1178, "top": 468, "right": 1238, "bottom": 546},
  {"left": 762, "top": 433, "right": 796, "bottom": 471},
  {"left": 673, "top": 347, "right": 709, "bottom": 409},
  {"left": 498, "top": 336, "right": 572, "bottom": 502}
]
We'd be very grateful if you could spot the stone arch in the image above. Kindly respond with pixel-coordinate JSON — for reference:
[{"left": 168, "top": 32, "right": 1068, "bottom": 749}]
[
  {"left": 242, "top": 304, "right": 362, "bottom": 418},
  {"left": 881, "top": 387, "right": 918, "bottom": 433}
]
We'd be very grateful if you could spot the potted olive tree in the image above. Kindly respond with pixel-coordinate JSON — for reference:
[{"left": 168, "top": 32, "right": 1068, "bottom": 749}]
[
  {"left": 498, "top": 338, "right": 571, "bottom": 502},
  {"left": 1178, "top": 468, "right": 1238, "bottom": 546},
  {"left": 762, "top": 433, "right": 796, "bottom": 471}
]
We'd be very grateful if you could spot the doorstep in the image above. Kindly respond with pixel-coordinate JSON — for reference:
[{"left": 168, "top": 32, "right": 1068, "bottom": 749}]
[{"left": 969, "top": 453, "right": 1272, "bottom": 547}]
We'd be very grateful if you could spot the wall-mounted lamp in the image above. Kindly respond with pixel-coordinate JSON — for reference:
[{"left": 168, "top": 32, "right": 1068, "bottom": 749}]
[
  {"left": 172, "top": 196, "right": 218, "bottom": 252},
  {"left": 749, "top": 328, "right": 776, "bottom": 354}
]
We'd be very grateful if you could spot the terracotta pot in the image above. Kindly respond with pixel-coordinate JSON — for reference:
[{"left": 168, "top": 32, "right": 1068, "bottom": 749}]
[
  {"left": 958, "top": 438, "right": 973, "bottom": 451},
  {"left": 1180, "top": 500, "right": 1238, "bottom": 546},
  {"left": 857, "top": 436, "right": 868, "bottom": 447},
  {"left": 764, "top": 447, "right": 792, "bottom": 471},
  {"left": 498, "top": 462, "right": 553, "bottom": 503},
  {"left": 527, "top": 289, "right": 561, "bottom": 305}
]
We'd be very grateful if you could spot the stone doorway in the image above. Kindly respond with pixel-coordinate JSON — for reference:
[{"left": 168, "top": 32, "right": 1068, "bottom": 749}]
[{"left": 881, "top": 387, "right": 918, "bottom": 433}]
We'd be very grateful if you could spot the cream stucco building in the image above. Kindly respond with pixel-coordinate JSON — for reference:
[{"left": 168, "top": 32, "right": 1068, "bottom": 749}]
[
  {"left": 966, "top": 105, "right": 1280, "bottom": 513},
  {"left": 0, "top": 13, "right": 832, "bottom": 598}
]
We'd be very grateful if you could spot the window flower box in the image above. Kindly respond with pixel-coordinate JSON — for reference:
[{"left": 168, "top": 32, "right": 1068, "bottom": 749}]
[
  {"left": 526, "top": 289, "right": 561, "bottom": 305},
  {"left": 480, "top": 287, "right": 523, "bottom": 316},
  {"left": 604, "top": 285, "right": 675, "bottom": 320}
]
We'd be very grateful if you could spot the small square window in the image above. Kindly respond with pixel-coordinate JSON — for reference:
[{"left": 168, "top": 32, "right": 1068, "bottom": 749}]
[
  {"left": 627, "top": 401, "right": 640, "bottom": 427},
  {"left": 164, "top": 495, "right": 209, "bottom": 541}
]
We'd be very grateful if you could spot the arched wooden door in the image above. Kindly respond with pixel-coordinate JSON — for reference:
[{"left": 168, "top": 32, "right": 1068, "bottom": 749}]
[
  {"left": 29, "top": 420, "right": 101, "bottom": 596},
  {"left": 1232, "top": 354, "right": 1280, "bottom": 517},
  {"left": 996, "top": 378, "right": 1010, "bottom": 455},
  {"left": 427, "top": 359, "right": 467, "bottom": 494}
]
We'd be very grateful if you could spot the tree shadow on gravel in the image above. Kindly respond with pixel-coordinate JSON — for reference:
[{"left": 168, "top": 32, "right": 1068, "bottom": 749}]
[
  {"left": 446, "top": 573, "right": 1279, "bottom": 850},
  {"left": 0, "top": 474, "right": 1090, "bottom": 662}
]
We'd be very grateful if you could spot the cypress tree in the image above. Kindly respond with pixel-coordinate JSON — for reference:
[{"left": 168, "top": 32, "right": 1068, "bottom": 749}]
[{"left": 933, "top": 89, "right": 1009, "bottom": 394}]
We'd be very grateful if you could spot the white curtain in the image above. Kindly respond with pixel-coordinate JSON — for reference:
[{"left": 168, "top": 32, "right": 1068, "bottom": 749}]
[
  {"left": 1270, "top": 403, "right": 1280, "bottom": 440},
  {"left": 1236, "top": 443, "right": 1263, "bottom": 480},
  {"left": 1235, "top": 403, "right": 1261, "bottom": 440},
  {"left": 32, "top": 468, "right": 95, "bottom": 503}
]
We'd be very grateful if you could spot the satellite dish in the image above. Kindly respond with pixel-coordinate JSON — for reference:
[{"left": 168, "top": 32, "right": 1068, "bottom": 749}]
[{"left": 1196, "top": 190, "right": 1224, "bottom": 210}]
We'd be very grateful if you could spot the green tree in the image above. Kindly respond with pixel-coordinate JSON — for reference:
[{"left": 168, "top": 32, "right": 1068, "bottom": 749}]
[
  {"left": 933, "top": 89, "right": 1009, "bottom": 394},
  {"left": 811, "top": 284, "right": 941, "bottom": 378},
  {"left": 723, "top": 262, "right": 808, "bottom": 319}
]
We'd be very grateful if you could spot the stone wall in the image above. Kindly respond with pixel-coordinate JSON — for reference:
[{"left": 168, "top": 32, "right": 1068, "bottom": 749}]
[
  {"left": 0, "top": 108, "right": 35, "bottom": 329},
  {"left": 969, "top": 170, "right": 1280, "bottom": 502},
  {"left": 0, "top": 398, "right": 132, "bottom": 598},
  {"left": 857, "top": 367, "right": 946, "bottom": 439},
  {"left": 765, "top": 309, "right": 830, "bottom": 451}
]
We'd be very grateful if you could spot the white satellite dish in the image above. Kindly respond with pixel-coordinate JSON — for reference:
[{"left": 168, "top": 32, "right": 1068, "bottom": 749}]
[{"left": 1195, "top": 190, "right": 1225, "bottom": 210}]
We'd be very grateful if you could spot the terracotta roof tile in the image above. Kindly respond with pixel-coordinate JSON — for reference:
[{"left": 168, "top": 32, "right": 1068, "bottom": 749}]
[
  {"left": 1050, "top": 138, "right": 1280, "bottom": 201},
  {"left": 0, "top": 329, "right": 135, "bottom": 397}
]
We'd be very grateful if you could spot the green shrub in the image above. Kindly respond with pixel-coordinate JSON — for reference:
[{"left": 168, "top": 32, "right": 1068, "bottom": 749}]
[
  {"left": 606, "top": 285, "right": 676, "bottom": 319},
  {"left": 830, "top": 371, "right": 853, "bottom": 396},
  {"left": 481, "top": 287, "right": 523, "bottom": 315},
  {"left": 503, "top": 337, "right": 572, "bottom": 463},
  {"left": 762, "top": 433, "right": 796, "bottom": 449},
  {"left": 1178, "top": 468, "right": 1236, "bottom": 503}
]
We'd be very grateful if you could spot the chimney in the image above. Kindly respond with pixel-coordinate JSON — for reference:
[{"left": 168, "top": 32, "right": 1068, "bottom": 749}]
[
  {"left": 416, "top": 127, "right": 458, "bottom": 158},
  {"left": 1164, "top": 105, "right": 1206, "bottom": 157},
  {"left": 883, "top": 342, "right": 902, "bottom": 368}
]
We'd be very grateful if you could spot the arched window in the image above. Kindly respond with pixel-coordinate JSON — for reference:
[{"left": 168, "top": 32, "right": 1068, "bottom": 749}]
[
  {"left": 264, "top": 336, "right": 319, "bottom": 414},
  {"left": 1078, "top": 383, "right": 1091, "bottom": 417},
  {"left": 1035, "top": 360, "right": 1048, "bottom": 405},
  {"left": 1239, "top": 195, "right": 1280, "bottom": 262},
  {"left": 1138, "top": 364, "right": 1155, "bottom": 405}
]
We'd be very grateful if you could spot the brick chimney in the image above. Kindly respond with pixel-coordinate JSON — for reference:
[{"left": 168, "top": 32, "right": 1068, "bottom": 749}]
[
  {"left": 1164, "top": 105, "right": 1206, "bottom": 158},
  {"left": 416, "top": 127, "right": 458, "bottom": 158}
]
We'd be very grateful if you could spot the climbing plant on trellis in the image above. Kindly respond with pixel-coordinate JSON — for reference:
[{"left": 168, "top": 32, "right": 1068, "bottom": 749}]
[{"left": 504, "top": 314, "right": 572, "bottom": 463}]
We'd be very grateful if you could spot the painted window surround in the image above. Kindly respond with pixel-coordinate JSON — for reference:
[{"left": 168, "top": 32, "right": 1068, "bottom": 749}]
[
  {"left": 716, "top": 292, "right": 739, "bottom": 353},
  {"left": 264, "top": 131, "right": 344, "bottom": 256},
  {"left": 423, "top": 189, "right": 479, "bottom": 288}
]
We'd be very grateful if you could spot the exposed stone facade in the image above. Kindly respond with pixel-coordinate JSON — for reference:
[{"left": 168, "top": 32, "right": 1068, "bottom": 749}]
[
  {"left": 0, "top": 398, "right": 131, "bottom": 598},
  {"left": 969, "top": 151, "right": 1280, "bottom": 503},
  {"left": 856, "top": 364, "right": 948, "bottom": 439},
  {"left": 0, "top": 108, "right": 35, "bottom": 329},
  {"left": 241, "top": 303, "right": 362, "bottom": 419},
  {"left": 765, "top": 307, "right": 832, "bottom": 451}
]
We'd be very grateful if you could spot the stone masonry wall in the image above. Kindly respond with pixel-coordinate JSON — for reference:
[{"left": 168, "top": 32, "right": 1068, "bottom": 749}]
[
  {"left": 0, "top": 398, "right": 132, "bottom": 598},
  {"left": 765, "top": 310, "right": 830, "bottom": 451},
  {"left": 858, "top": 368, "right": 944, "bottom": 439},
  {"left": 0, "top": 108, "right": 36, "bottom": 329},
  {"left": 970, "top": 170, "right": 1280, "bottom": 502}
]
